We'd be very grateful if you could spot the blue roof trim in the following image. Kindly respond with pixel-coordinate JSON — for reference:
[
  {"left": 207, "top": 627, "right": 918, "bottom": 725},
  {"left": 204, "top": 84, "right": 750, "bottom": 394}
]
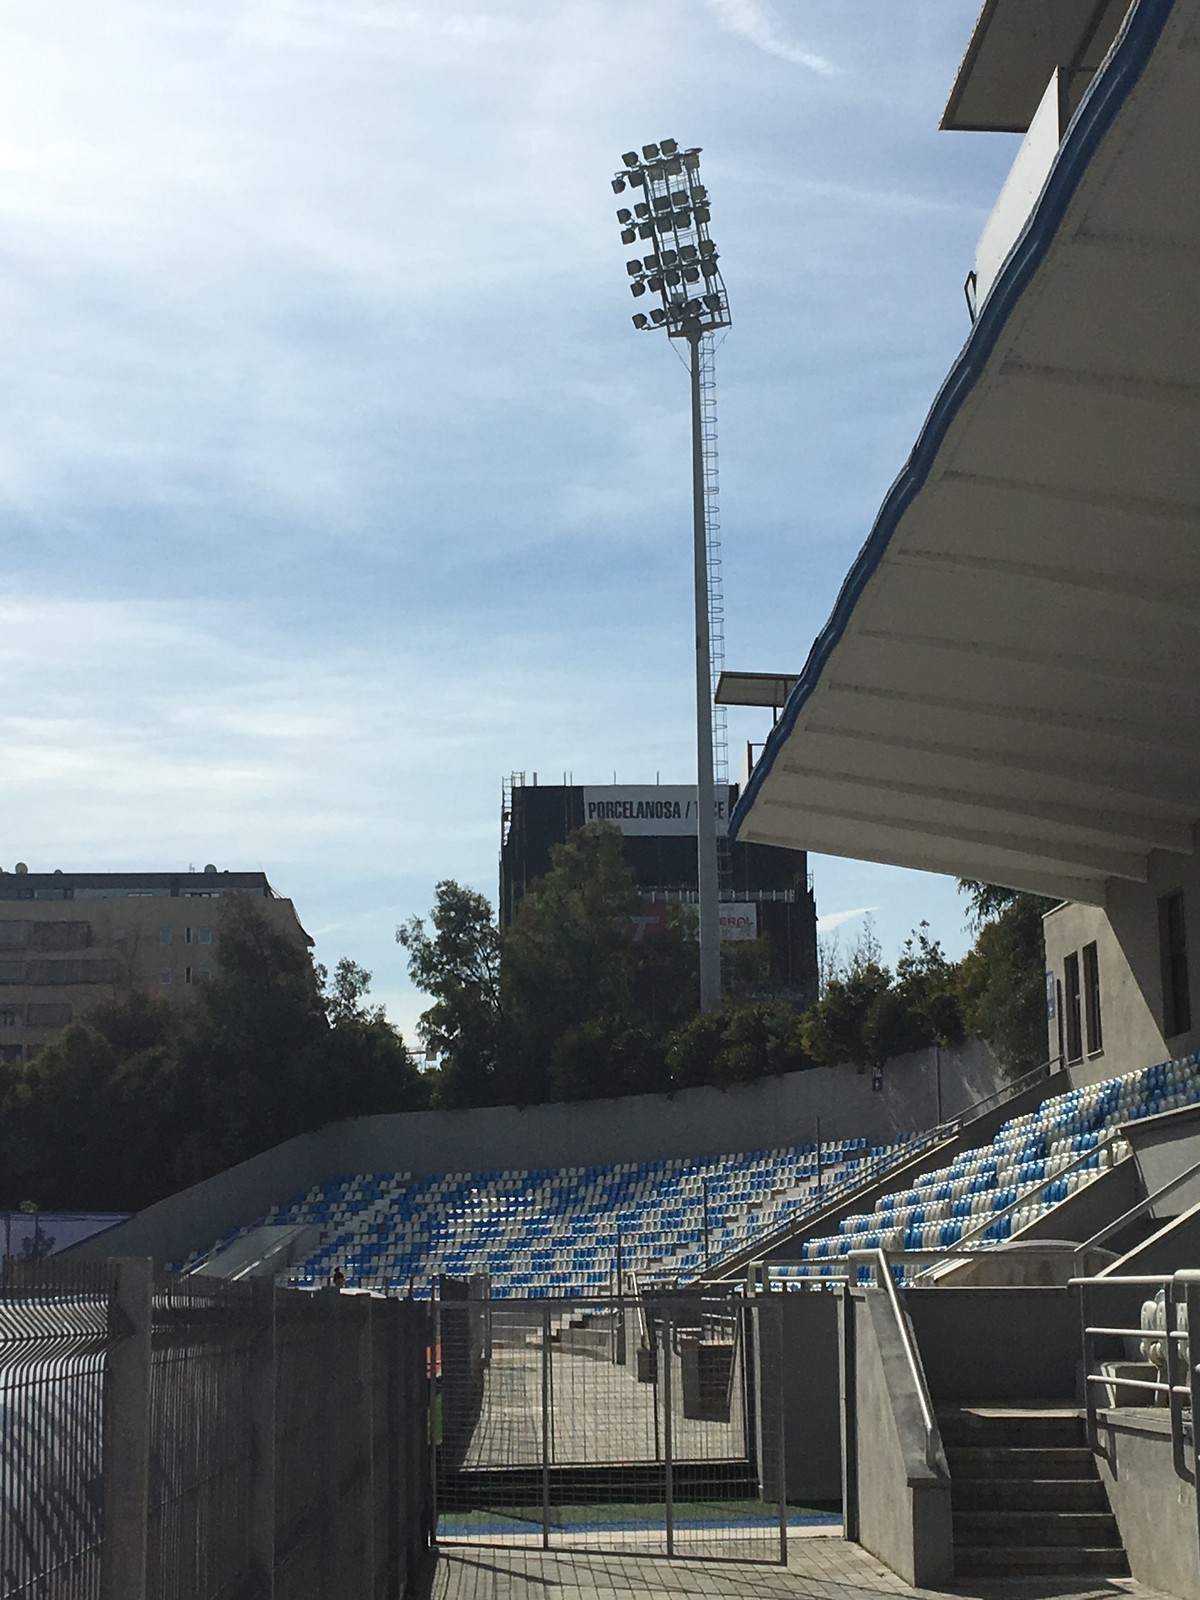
[{"left": 732, "top": 0, "right": 1177, "bottom": 843}]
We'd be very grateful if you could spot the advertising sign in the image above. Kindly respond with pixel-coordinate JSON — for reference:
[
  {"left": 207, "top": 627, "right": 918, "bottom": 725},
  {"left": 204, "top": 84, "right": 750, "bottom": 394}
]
[
  {"left": 582, "top": 785, "right": 733, "bottom": 838},
  {"left": 632, "top": 900, "right": 758, "bottom": 943}
]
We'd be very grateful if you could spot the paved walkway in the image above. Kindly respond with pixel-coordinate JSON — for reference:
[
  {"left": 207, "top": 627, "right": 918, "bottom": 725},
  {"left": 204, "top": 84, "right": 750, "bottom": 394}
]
[{"left": 423, "top": 1537, "right": 1178, "bottom": 1600}]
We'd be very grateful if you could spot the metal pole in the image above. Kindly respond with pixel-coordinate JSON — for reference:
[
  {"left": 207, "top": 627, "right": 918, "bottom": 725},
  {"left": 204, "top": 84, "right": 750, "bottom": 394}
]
[
  {"left": 541, "top": 1305, "right": 552, "bottom": 1549},
  {"left": 662, "top": 1311, "right": 675, "bottom": 1557},
  {"left": 815, "top": 1116, "right": 822, "bottom": 1203},
  {"left": 934, "top": 1042, "right": 943, "bottom": 1125},
  {"left": 689, "top": 329, "right": 721, "bottom": 1014},
  {"left": 428, "top": 1300, "right": 439, "bottom": 1547},
  {"left": 702, "top": 1177, "right": 711, "bottom": 1273}
]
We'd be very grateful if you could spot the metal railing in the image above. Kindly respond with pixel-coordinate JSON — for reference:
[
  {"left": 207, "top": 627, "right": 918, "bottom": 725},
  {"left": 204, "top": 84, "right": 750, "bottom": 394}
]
[
  {"left": 846, "top": 1249, "right": 941, "bottom": 1473},
  {"left": 1074, "top": 1152, "right": 1200, "bottom": 1273},
  {"left": 0, "top": 1257, "right": 433, "bottom": 1600},
  {"left": 1076, "top": 1268, "right": 1200, "bottom": 1556}
]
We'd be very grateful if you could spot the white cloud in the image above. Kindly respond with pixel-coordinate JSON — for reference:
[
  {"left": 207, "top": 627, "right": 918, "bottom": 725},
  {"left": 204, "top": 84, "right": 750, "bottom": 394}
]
[
  {"left": 817, "top": 906, "right": 878, "bottom": 934},
  {"left": 704, "top": 0, "right": 837, "bottom": 74}
]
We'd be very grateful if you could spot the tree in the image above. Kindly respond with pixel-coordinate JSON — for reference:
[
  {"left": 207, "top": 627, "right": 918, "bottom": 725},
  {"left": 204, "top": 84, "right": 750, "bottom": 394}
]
[
  {"left": 957, "top": 882, "right": 1053, "bottom": 1078},
  {"left": 397, "top": 881, "right": 509, "bottom": 1108}
]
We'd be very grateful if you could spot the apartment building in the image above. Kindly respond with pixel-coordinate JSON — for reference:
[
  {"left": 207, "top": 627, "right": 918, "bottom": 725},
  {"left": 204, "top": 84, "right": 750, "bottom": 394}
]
[{"left": 0, "top": 866, "right": 312, "bottom": 1064}]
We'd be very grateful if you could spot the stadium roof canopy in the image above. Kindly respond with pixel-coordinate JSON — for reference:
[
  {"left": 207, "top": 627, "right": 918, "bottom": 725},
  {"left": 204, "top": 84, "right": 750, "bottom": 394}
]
[{"left": 733, "top": 0, "right": 1200, "bottom": 908}]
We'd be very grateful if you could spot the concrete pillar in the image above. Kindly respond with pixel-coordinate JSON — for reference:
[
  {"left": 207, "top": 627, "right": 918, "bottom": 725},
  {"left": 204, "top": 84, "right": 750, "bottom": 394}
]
[
  {"left": 100, "top": 1257, "right": 153, "bottom": 1600},
  {"left": 249, "top": 1279, "right": 277, "bottom": 1597}
]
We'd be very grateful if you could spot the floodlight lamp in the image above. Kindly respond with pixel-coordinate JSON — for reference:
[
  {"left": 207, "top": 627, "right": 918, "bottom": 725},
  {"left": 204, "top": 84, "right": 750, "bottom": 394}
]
[
  {"left": 695, "top": 205, "right": 711, "bottom": 224},
  {"left": 630, "top": 281, "right": 647, "bottom": 297},
  {"left": 612, "top": 178, "right": 626, "bottom": 194},
  {"left": 700, "top": 258, "right": 718, "bottom": 277},
  {"left": 699, "top": 239, "right": 716, "bottom": 256},
  {"left": 670, "top": 190, "right": 688, "bottom": 207},
  {"left": 653, "top": 195, "right": 671, "bottom": 213},
  {"left": 662, "top": 249, "right": 678, "bottom": 266},
  {"left": 637, "top": 222, "right": 653, "bottom": 239},
  {"left": 673, "top": 211, "right": 691, "bottom": 231},
  {"left": 691, "top": 185, "right": 708, "bottom": 204},
  {"left": 625, "top": 260, "right": 641, "bottom": 277},
  {"left": 683, "top": 150, "right": 700, "bottom": 171},
  {"left": 680, "top": 243, "right": 697, "bottom": 261},
  {"left": 616, "top": 207, "right": 632, "bottom": 224},
  {"left": 660, "top": 137, "right": 678, "bottom": 155},
  {"left": 629, "top": 171, "right": 645, "bottom": 188},
  {"left": 683, "top": 265, "right": 700, "bottom": 283},
  {"left": 621, "top": 226, "right": 637, "bottom": 245},
  {"left": 650, "top": 307, "right": 666, "bottom": 324},
  {"left": 648, "top": 275, "right": 663, "bottom": 292},
  {"left": 703, "top": 293, "right": 721, "bottom": 312},
  {"left": 634, "top": 202, "right": 650, "bottom": 219},
  {"left": 663, "top": 158, "right": 682, "bottom": 177},
  {"left": 664, "top": 268, "right": 681, "bottom": 286},
  {"left": 621, "top": 151, "right": 638, "bottom": 167},
  {"left": 632, "top": 313, "right": 649, "bottom": 329},
  {"left": 641, "top": 142, "right": 659, "bottom": 160}
]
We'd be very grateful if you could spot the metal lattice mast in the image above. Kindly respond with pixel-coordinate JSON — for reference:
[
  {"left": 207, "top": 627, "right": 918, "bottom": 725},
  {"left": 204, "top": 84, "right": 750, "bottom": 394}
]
[
  {"left": 611, "top": 140, "right": 732, "bottom": 1011},
  {"left": 697, "top": 332, "right": 732, "bottom": 896}
]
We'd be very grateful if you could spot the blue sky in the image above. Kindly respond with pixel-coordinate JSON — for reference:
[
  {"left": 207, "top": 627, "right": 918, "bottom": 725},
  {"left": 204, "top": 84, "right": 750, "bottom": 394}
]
[{"left": 0, "top": 0, "right": 1018, "bottom": 1040}]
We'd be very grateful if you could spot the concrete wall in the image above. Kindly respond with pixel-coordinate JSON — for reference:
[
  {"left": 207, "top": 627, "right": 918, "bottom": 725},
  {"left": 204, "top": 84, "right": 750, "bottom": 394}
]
[
  {"left": 905, "top": 1287, "right": 1080, "bottom": 1404},
  {"left": 1045, "top": 847, "right": 1200, "bottom": 1085},
  {"left": 1096, "top": 1411, "right": 1200, "bottom": 1600},
  {"left": 74, "top": 1041, "right": 1012, "bottom": 1269},
  {"left": 1126, "top": 1103, "right": 1200, "bottom": 1217},
  {"left": 850, "top": 1292, "right": 953, "bottom": 1588},
  {"left": 779, "top": 1292, "right": 843, "bottom": 1503}
]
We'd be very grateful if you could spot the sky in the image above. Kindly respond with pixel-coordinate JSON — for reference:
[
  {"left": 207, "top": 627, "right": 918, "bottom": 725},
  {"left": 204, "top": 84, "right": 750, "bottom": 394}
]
[{"left": 0, "top": 0, "right": 1019, "bottom": 1042}]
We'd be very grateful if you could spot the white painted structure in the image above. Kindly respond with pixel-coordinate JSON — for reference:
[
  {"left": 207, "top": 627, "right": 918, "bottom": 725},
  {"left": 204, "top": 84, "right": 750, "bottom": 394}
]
[{"left": 733, "top": 0, "right": 1200, "bottom": 1077}]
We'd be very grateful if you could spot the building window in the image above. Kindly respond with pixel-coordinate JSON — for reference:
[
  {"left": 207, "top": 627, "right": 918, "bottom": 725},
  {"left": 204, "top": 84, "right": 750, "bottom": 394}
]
[
  {"left": 160, "top": 967, "right": 172, "bottom": 985},
  {"left": 185, "top": 966, "right": 192, "bottom": 985},
  {"left": 195, "top": 967, "right": 211, "bottom": 984},
  {"left": 26, "top": 1003, "right": 72, "bottom": 1027},
  {"left": 0, "top": 1008, "right": 16, "bottom": 1027},
  {"left": 197, "top": 927, "right": 212, "bottom": 945},
  {"left": 1083, "top": 942, "right": 1102, "bottom": 1055},
  {"left": 159, "top": 927, "right": 173, "bottom": 946},
  {"left": 0, "top": 1044, "right": 21, "bottom": 1063},
  {"left": 1064, "top": 952, "right": 1083, "bottom": 1064},
  {"left": 1160, "top": 891, "right": 1191, "bottom": 1037}
]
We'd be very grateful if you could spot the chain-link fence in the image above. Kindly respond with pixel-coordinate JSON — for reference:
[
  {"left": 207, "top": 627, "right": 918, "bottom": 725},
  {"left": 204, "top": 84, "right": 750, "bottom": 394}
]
[
  {"left": 0, "top": 1258, "right": 433, "bottom": 1600},
  {"left": 434, "top": 1290, "right": 786, "bottom": 1563}
]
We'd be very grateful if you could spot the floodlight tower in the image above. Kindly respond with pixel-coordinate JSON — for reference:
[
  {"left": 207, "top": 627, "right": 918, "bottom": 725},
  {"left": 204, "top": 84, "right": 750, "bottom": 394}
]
[{"left": 612, "top": 139, "right": 732, "bottom": 1014}]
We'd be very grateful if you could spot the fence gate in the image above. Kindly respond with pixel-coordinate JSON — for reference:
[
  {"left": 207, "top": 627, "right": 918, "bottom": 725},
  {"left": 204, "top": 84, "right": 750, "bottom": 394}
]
[{"left": 433, "top": 1290, "right": 785, "bottom": 1562}]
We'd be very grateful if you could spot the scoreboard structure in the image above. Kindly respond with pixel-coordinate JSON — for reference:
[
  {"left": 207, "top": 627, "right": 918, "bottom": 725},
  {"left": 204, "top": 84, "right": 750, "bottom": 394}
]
[{"left": 500, "top": 778, "right": 818, "bottom": 1003}]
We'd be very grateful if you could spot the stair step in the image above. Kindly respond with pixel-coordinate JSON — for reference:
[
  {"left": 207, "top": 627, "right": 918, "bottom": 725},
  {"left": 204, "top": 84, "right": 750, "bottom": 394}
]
[
  {"left": 945, "top": 1446, "right": 1096, "bottom": 1479},
  {"left": 953, "top": 1477, "right": 1106, "bottom": 1512},
  {"left": 955, "top": 1546, "right": 1130, "bottom": 1577},
  {"left": 954, "top": 1511, "right": 1121, "bottom": 1548},
  {"left": 938, "top": 1408, "right": 1085, "bottom": 1449}
]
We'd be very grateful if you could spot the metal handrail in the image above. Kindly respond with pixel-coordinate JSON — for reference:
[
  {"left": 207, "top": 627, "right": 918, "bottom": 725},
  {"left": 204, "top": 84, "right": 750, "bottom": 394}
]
[
  {"left": 927, "top": 1054, "right": 1062, "bottom": 1143},
  {"left": 1074, "top": 1266, "right": 1200, "bottom": 1548},
  {"left": 1076, "top": 1152, "right": 1200, "bottom": 1271},
  {"left": 913, "top": 1127, "right": 1126, "bottom": 1281},
  {"left": 847, "top": 1247, "right": 941, "bottom": 1473}
]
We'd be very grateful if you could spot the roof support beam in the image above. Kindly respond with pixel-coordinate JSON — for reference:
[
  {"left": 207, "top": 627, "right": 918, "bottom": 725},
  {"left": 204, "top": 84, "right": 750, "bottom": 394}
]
[
  {"left": 824, "top": 680, "right": 1191, "bottom": 755},
  {"left": 771, "top": 765, "right": 1193, "bottom": 855},
  {"left": 755, "top": 799, "right": 1148, "bottom": 883},
  {"left": 745, "top": 804, "right": 1107, "bottom": 906},
  {"left": 1000, "top": 355, "right": 1200, "bottom": 411},
  {"left": 856, "top": 627, "right": 1200, "bottom": 700},
  {"left": 935, "top": 468, "right": 1200, "bottom": 530},
  {"left": 888, "top": 547, "right": 1200, "bottom": 619},
  {"left": 801, "top": 720, "right": 1200, "bottom": 812}
]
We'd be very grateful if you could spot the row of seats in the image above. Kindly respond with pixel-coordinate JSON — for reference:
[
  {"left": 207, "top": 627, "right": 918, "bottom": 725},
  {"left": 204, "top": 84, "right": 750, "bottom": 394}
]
[
  {"left": 180, "top": 1133, "right": 930, "bottom": 1296},
  {"left": 769, "top": 1055, "right": 1200, "bottom": 1287}
]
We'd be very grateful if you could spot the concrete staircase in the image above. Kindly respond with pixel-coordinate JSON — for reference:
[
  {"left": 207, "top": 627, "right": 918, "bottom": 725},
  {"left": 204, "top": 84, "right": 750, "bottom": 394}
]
[{"left": 940, "top": 1406, "right": 1127, "bottom": 1577}]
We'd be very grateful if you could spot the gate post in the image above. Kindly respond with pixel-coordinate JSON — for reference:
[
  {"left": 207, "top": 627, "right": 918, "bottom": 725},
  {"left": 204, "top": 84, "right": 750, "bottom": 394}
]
[
  {"left": 249, "top": 1278, "right": 277, "bottom": 1597},
  {"left": 541, "top": 1304, "right": 552, "bottom": 1549},
  {"left": 663, "top": 1311, "right": 674, "bottom": 1558},
  {"left": 100, "top": 1257, "right": 152, "bottom": 1600}
]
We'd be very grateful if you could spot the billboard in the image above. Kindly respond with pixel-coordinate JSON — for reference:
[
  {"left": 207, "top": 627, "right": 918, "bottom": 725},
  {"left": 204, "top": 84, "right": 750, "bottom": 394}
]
[
  {"left": 582, "top": 785, "right": 734, "bottom": 838},
  {"left": 632, "top": 901, "right": 758, "bottom": 943}
]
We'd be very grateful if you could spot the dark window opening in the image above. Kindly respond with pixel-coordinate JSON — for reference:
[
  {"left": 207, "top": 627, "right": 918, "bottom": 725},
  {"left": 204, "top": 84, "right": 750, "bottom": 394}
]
[
  {"left": 1064, "top": 951, "right": 1083, "bottom": 1064},
  {"left": 1083, "top": 942, "right": 1102, "bottom": 1054}
]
